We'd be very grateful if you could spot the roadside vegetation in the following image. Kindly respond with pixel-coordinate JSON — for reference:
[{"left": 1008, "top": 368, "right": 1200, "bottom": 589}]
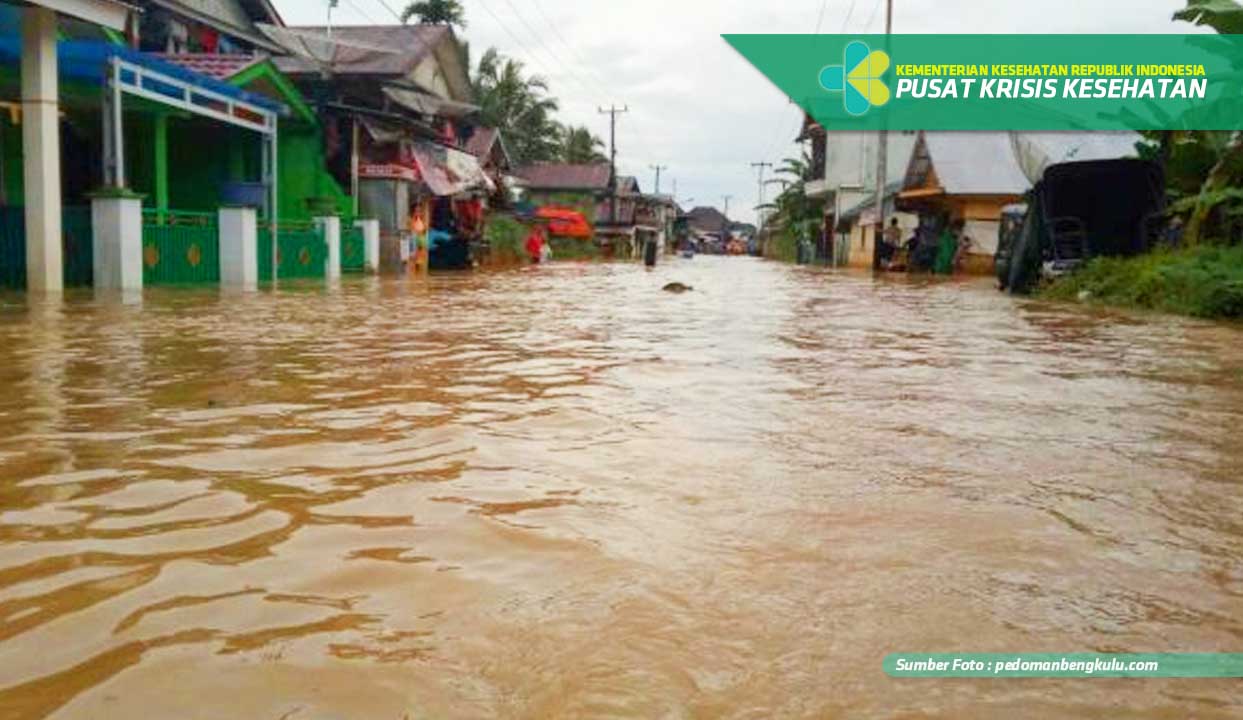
[
  {"left": 756, "top": 153, "right": 824, "bottom": 261},
  {"left": 482, "top": 214, "right": 527, "bottom": 265},
  {"left": 1042, "top": 245, "right": 1243, "bottom": 319},
  {"left": 1044, "top": 1, "right": 1243, "bottom": 320}
]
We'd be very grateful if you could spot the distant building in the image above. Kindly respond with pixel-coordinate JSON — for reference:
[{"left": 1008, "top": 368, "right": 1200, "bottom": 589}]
[
  {"left": 514, "top": 162, "right": 611, "bottom": 229},
  {"left": 685, "top": 206, "right": 730, "bottom": 236}
]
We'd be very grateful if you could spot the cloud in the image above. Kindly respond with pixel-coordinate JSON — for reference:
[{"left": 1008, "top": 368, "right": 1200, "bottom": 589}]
[{"left": 277, "top": 0, "right": 1200, "bottom": 223}]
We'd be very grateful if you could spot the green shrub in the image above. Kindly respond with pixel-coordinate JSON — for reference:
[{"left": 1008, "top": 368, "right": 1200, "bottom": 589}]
[
  {"left": 484, "top": 214, "right": 528, "bottom": 264},
  {"left": 1042, "top": 244, "right": 1243, "bottom": 319},
  {"left": 549, "top": 236, "right": 600, "bottom": 260}
]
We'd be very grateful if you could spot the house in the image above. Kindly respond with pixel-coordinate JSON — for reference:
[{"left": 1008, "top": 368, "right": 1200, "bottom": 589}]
[
  {"left": 897, "top": 131, "right": 1139, "bottom": 274},
  {"left": 685, "top": 205, "right": 729, "bottom": 237},
  {"left": 834, "top": 181, "right": 917, "bottom": 269},
  {"left": 633, "top": 192, "right": 677, "bottom": 257},
  {"left": 0, "top": 2, "right": 328, "bottom": 290},
  {"left": 274, "top": 24, "right": 487, "bottom": 271},
  {"left": 514, "top": 161, "right": 611, "bottom": 233},
  {"left": 0, "top": 0, "right": 133, "bottom": 292},
  {"left": 798, "top": 113, "right": 918, "bottom": 263},
  {"left": 463, "top": 125, "right": 512, "bottom": 204},
  {"left": 134, "top": 0, "right": 286, "bottom": 56}
]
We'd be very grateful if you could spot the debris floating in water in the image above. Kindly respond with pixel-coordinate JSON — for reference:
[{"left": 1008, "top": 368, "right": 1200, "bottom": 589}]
[{"left": 662, "top": 282, "right": 693, "bottom": 293}]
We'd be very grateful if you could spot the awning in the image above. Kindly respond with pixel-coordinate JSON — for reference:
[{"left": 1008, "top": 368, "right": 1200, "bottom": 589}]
[
  {"left": 383, "top": 85, "right": 479, "bottom": 119},
  {"left": 410, "top": 141, "right": 493, "bottom": 196}
]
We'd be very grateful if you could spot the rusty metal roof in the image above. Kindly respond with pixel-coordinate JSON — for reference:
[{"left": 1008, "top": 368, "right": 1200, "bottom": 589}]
[
  {"left": 273, "top": 24, "right": 449, "bottom": 77},
  {"left": 515, "top": 163, "right": 611, "bottom": 191}
]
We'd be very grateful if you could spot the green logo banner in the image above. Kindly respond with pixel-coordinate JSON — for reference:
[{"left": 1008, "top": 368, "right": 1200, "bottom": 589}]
[
  {"left": 884, "top": 653, "right": 1243, "bottom": 678},
  {"left": 723, "top": 34, "right": 1243, "bottom": 130}
]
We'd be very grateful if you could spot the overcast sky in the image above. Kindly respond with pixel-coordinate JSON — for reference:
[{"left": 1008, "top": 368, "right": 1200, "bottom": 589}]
[{"left": 275, "top": 0, "right": 1198, "bottom": 224}]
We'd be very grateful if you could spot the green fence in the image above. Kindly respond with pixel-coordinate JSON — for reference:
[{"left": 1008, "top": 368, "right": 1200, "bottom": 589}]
[
  {"left": 142, "top": 210, "right": 220, "bottom": 285},
  {"left": 341, "top": 222, "right": 365, "bottom": 273},
  {"left": 258, "top": 220, "right": 326, "bottom": 280},
  {"left": 0, "top": 206, "right": 94, "bottom": 289}
]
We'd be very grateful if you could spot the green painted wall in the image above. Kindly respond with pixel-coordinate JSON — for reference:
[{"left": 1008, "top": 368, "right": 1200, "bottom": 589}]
[{"left": 118, "top": 114, "right": 349, "bottom": 221}]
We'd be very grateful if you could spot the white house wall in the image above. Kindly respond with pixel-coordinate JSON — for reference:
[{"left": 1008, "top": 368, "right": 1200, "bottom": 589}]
[{"left": 821, "top": 130, "right": 918, "bottom": 192}]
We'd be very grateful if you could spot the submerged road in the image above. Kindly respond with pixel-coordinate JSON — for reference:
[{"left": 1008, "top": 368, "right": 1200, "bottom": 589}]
[{"left": 0, "top": 257, "right": 1241, "bottom": 718}]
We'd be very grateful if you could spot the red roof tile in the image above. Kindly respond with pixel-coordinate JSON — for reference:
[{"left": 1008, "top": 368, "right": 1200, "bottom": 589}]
[{"left": 155, "top": 53, "right": 266, "bottom": 81}]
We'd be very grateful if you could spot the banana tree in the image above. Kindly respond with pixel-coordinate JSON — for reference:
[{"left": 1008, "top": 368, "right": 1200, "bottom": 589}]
[{"left": 1173, "top": 0, "right": 1243, "bottom": 244}]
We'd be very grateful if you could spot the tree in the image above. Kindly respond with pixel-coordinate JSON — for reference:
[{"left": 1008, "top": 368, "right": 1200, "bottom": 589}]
[
  {"left": 400, "top": 0, "right": 466, "bottom": 27},
  {"left": 472, "top": 48, "right": 564, "bottom": 164},
  {"left": 561, "top": 125, "right": 607, "bottom": 163},
  {"left": 1172, "top": 0, "right": 1243, "bottom": 244}
]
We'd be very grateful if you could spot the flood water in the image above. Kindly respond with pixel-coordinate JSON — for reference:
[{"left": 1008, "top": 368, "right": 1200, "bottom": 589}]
[{"left": 0, "top": 257, "right": 1241, "bottom": 719}]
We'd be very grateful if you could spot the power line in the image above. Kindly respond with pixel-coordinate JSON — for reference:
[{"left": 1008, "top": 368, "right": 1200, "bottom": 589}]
[
  {"left": 368, "top": 0, "right": 403, "bottom": 22},
  {"left": 342, "top": 0, "right": 382, "bottom": 24},
  {"left": 525, "top": 0, "right": 612, "bottom": 90},
  {"left": 761, "top": 0, "right": 835, "bottom": 164},
  {"left": 495, "top": 0, "right": 608, "bottom": 107},
  {"left": 472, "top": 0, "right": 563, "bottom": 85},
  {"left": 862, "top": 0, "right": 884, "bottom": 31}
]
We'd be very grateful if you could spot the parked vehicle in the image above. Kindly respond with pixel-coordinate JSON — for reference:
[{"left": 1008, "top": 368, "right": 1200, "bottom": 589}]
[
  {"left": 994, "top": 203, "right": 1027, "bottom": 289},
  {"left": 1005, "top": 158, "right": 1165, "bottom": 294}
]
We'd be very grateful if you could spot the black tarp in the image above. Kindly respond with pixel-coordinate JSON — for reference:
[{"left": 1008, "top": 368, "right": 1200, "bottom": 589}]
[{"left": 1006, "top": 158, "right": 1165, "bottom": 294}]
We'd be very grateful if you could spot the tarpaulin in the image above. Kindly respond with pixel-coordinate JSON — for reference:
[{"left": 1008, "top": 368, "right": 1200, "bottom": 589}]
[{"left": 410, "top": 141, "right": 494, "bottom": 196}]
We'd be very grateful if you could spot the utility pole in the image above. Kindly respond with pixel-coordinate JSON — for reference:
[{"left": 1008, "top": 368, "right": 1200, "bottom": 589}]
[
  {"left": 598, "top": 105, "right": 629, "bottom": 224},
  {"left": 750, "top": 161, "right": 773, "bottom": 228},
  {"left": 649, "top": 164, "right": 667, "bottom": 194},
  {"left": 872, "top": 0, "right": 893, "bottom": 271}
]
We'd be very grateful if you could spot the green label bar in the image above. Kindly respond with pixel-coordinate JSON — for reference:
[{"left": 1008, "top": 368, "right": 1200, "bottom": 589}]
[
  {"left": 723, "top": 34, "right": 1243, "bottom": 130},
  {"left": 885, "top": 653, "right": 1243, "bottom": 678}
]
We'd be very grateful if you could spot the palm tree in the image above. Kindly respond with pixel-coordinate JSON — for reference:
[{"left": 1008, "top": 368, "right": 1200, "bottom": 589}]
[
  {"left": 561, "top": 125, "right": 607, "bottom": 163},
  {"left": 472, "top": 48, "right": 563, "bottom": 164},
  {"left": 400, "top": 0, "right": 466, "bottom": 27}
]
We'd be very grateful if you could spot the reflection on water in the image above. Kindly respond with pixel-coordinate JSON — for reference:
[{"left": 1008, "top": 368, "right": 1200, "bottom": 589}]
[{"left": 1, "top": 258, "right": 1241, "bottom": 718}]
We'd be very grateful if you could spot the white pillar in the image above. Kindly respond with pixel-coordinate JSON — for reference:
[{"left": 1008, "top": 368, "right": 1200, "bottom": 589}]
[
  {"left": 219, "top": 206, "right": 257, "bottom": 288},
  {"left": 91, "top": 194, "right": 142, "bottom": 292},
  {"left": 357, "top": 218, "right": 380, "bottom": 273},
  {"left": 22, "top": 7, "right": 62, "bottom": 293},
  {"left": 316, "top": 215, "right": 340, "bottom": 281}
]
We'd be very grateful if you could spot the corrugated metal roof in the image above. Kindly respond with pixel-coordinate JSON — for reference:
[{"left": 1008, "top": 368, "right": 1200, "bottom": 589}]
[
  {"left": 273, "top": 24, "right": 448, "bottom": 77},
  {"left": 920, "top": 133, "right": 1030, "bottom": 195},
  {"left": 515, "top": 163, "right": 611, "bottom": 191}
]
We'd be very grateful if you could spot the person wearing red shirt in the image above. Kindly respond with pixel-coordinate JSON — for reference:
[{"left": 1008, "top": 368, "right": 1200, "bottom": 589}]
[{"left": 525, "top": 225, "right": 545, "bottom": 264}]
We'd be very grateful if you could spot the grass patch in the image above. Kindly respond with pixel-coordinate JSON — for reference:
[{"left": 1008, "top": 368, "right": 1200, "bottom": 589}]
[
  {"left": 483, "top": 214, "right": 528, "bottom": 265},
  {"left": 1041, "top": 244, "right": 1243, "bottom": 319},
  {"left": 549, "top": 237, "right": 601, "bottom": 261}
]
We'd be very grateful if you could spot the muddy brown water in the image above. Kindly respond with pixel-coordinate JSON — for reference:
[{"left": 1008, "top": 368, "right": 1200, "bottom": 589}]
[{"left": 0, "top": 257, "right": 1241, "bottom": 719}]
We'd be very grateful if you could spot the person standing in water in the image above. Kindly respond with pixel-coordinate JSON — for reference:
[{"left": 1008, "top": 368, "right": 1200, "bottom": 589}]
[
  {"left": 525, "top": 224, "right": 545, "bottom": 264},
  {"left": 934, "top": 219, "right": 962, "bottom": 275}
]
